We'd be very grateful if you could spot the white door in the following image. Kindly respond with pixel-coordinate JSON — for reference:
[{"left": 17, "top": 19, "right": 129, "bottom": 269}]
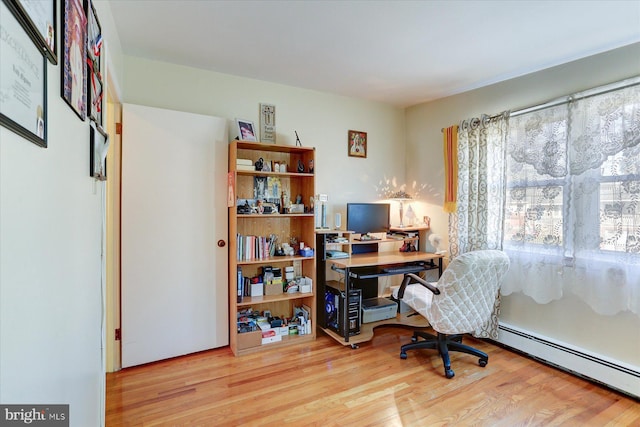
[{"left": 121, "top": 103, "right": 229, "bottom": 368}]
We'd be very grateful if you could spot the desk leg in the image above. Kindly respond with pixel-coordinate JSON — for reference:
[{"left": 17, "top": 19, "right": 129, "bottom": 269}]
[{"left": 438, "top": 258, "right": 443, "bottom": 277}]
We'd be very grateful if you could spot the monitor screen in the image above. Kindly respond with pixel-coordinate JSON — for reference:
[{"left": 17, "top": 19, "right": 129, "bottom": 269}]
[{"left": 346, "top": 203, "right": 390, "bottom": 235}]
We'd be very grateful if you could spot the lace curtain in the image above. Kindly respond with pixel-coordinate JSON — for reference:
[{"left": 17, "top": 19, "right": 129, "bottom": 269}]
[
  {"left": 501, "top": 78, "right": 640, "bottom": 316},
  {"left": 449, "top": 113, "right": 508, "bottom": 338}
]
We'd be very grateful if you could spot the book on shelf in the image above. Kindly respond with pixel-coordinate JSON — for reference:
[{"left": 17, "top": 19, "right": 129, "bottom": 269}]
[
  {"left": 236, "top": 164, "right": 255, "bottom": 172},
  {"left": 236, "top": 233, "right": 277, "bottom": 261},
  {"left": 237, "top": 267, "right": 244, "bottom": 303}
]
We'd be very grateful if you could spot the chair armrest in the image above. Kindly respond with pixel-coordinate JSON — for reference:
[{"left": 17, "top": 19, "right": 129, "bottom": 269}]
[{"left": 397, "top": 273, "right": 440, "bottom": 299}]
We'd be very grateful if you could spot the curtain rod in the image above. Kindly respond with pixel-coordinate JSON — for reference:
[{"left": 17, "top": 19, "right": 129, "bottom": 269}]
[
  {"left": 510, "top": 78, "right": 640, "bottom": 117},
  {"left": 441, "top": 76, "right": 640, "bottom": 131},
  {"left": 440, "top": 112, "right": 504, "bottom": 133}
]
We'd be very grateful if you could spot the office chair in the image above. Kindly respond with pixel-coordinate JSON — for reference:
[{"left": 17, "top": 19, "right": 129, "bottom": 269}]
[{"left": 393, "top": 250, "right": 510, "bottom": 378}]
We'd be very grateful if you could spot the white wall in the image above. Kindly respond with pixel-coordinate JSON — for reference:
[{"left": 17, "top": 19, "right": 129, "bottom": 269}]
[
  {"left": 0, "top": 2, "right": 123, "bottom": 426},
  {"left": 405, "top": 43, "right": 640, "bottom": 368},
  {"left": 122, "top": 56, "right": 407, "bottom": 225},
  {"left": 94, "top": 0, "right": 124, "bottom": 96},
  {"left": 0, "top": 56, "right": 104, "bottom": 427}
]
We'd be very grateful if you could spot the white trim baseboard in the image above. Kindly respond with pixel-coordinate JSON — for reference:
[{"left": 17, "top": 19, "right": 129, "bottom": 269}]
[{"left": 496, "top": 322, "right": 640, "bottom": 399}]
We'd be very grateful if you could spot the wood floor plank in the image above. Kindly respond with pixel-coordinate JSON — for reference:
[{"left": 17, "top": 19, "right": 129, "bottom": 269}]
[{"left": 106, "top": 328, "right": 639, "bottom": 426}]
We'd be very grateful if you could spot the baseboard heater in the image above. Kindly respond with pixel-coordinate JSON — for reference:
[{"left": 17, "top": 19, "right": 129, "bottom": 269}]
[{"left": 495, "top": 323, "right": 640, "bottom": 399}]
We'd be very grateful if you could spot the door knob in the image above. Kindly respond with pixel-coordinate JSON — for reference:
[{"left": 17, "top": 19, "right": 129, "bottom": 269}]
[{"left": 217, "top": 240, "right": 226, "bottom": 247}]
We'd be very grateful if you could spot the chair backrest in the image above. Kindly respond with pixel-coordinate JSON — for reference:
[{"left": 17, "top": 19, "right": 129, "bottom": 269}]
[{"left": 428, "top": 250, "right": 510, "bottom": 335}]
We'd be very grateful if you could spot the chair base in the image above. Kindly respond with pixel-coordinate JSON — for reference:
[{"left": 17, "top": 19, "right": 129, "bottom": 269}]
[{"left": 400, "top": 331, "right": 488, "bottom": 379}]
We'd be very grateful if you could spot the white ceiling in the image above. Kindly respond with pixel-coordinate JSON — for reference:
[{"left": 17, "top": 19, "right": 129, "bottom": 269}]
[{"left": 108, "top": 0, "right": 640, "bottom": 108}]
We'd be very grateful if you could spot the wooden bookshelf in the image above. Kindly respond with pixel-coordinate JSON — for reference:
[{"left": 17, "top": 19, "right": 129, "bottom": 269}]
[{"left": 229, "top": 141, "right": 316, "bottom": 356}]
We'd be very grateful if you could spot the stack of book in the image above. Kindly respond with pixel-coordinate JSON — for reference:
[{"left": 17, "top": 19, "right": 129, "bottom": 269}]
[{"left": 236, "top": 158, "right": 254, "bottom": 171}]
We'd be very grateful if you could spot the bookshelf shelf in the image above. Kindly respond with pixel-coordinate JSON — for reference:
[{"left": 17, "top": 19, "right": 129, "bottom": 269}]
[{"left": 237, "top": 292, "right": 315, "bottom": 307}]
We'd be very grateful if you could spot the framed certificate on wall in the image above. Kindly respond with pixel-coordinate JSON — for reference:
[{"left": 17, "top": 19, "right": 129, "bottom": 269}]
[{"left": 0, "top": 0, "right": 48, "bottom": 147}]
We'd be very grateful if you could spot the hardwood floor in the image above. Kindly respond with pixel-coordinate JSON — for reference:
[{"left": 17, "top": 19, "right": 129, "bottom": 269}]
[{"left": 106, "top": 328, "right": 639, "bottom": 426}]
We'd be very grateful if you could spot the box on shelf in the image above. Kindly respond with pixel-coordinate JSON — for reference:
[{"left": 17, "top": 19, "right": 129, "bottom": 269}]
[
  {"left": 237, "top": 330, "right": 261, "bottom": 350},
  {"left": 265, "top": 282, "right": 283, "bottom": 295},
  {"left": 299, "top": 277, "right": 313, "bottom": 293},
  {"left": 261, "top": 329, "right": 282, "bottom": 345},
  {"left": 289, "top": 204, "right": 305, "bottom": 213},
  {"left": 250, "top": 282, "right": 264, "bottom": 297},
  {"left": 299, "top": 248, "right": 314, "bottom": 257},
  {"left": 277, "top": 326, "right": 289, "bottom": 336},
  {"left": 256, "top": 319, "right": 271, "bottom": 331}
]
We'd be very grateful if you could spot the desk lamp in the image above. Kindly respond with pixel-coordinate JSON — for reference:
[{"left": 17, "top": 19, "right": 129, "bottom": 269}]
[{"left": 390, "top": 191, "right": 412, "bottom": 228}]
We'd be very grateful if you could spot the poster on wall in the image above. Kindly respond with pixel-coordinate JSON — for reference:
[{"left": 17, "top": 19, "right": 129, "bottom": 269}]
[
  {"left": 0, "top": 0, "right": 48, "bottom": 148},
  {"left": 85, "top": 0, "right": 103, "bottom": 126},
  {"left": 14, "top": 0, "right": 57, "bottom": 64},
  {"left": 61, "top": 0, "right": 87, "bottom": 120}
]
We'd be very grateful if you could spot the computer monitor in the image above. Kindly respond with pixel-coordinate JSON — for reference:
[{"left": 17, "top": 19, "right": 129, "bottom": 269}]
[
  {"left": 346, "top": 203, "right": 390, "bottom": 235},
  {"left": 346, "top": 202, "right": 390, "bottom": 294}
]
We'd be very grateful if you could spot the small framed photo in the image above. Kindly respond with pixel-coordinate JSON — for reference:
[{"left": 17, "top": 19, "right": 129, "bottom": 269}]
[
  {"left": 348, "top": 130, "right": 367, "bottom": 158},
  {"left": 236, "top": 118, "right": 257, "bottom": 142},
  {"left": 254, "top": 176, "right": 267, "bottom": 199}
]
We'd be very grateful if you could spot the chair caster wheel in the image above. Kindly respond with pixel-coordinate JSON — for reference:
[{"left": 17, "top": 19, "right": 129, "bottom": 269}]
[
  {"left": 479, "top": 359, "right": 487, "bottom": 367},
  {"left": 411, "top": 336, "right": 418, "bottom": 343},
  {"left": 350, "top": 344, "right": 359, "bottom": 349},
  {"left": 445, "top": 369, "right": 455, "bottom": 379},
  {"left": 400, "top": 352, "right": 407, "bottom": 360}
]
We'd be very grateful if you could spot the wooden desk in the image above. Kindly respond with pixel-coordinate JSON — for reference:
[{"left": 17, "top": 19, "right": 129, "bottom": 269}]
[
  {"left": 324, "top": 251, "right": 443, "bottom": 348},
  {"left": 330, "top": 251, "right": 442, "bottom": 270}
]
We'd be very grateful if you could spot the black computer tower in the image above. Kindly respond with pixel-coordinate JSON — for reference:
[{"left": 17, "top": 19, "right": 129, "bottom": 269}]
[{"left": 324, "top": 281, "right": 361, "bottom": 337}]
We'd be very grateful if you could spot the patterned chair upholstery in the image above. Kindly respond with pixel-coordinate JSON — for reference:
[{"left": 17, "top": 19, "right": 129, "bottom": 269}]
[{"left": 392, "top": 250, "right": 510, "bottom": 378}]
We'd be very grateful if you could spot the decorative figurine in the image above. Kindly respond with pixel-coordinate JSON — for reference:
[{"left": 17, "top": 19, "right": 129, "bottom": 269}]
[
  {"left": 254, "top": 157, "right": 264, "bottom": 171},
  {"left": 308, "top": 159, "right": 314, "bottom": 173},
  {"left": 281, "top": 190, "right": 291, "bottom": 213},
  {"left": 297, "top": 159, "right": 305, "bottom": 173}
]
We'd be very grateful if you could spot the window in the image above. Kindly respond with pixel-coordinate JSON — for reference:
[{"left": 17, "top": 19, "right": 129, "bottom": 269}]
[
  {"left": 504, "top": 81, "right": 640, "bottom": 258},
  {"left": 504, "top": 104, "right": 568, "bottom": 252},
  {"left": 599, "top": 149, "right": 640, "bottom": 253}
]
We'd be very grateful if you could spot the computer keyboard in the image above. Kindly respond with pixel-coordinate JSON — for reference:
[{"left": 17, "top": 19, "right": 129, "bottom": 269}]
[{"left": 382, "top": 264, "right": 425, "bottom": 274}]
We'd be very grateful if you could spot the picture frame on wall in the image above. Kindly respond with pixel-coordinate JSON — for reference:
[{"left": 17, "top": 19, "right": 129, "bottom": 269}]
[
  {"left": 13, "top": 0, "right": 57, "bottom": 64},
  {"left": 236, "top": 118, "right": 257, "bottom": 142},
  {"left": 87, "top": 70, "right": 102, "bottom": 125},
  {"left": 0, "top": 0, "right": 48, "bottom": 148},
  {"left": 61, "top": 0, "right": 87, "bottom": 120},
  {"left": 348, "top": 130, "right": 367, "bottom": 158},
  {"left": 89, "top": 122, "right": 108, "bottom": 180},
  {"left": 85, "top": 0, "right": 103, "bottom": 125}
]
